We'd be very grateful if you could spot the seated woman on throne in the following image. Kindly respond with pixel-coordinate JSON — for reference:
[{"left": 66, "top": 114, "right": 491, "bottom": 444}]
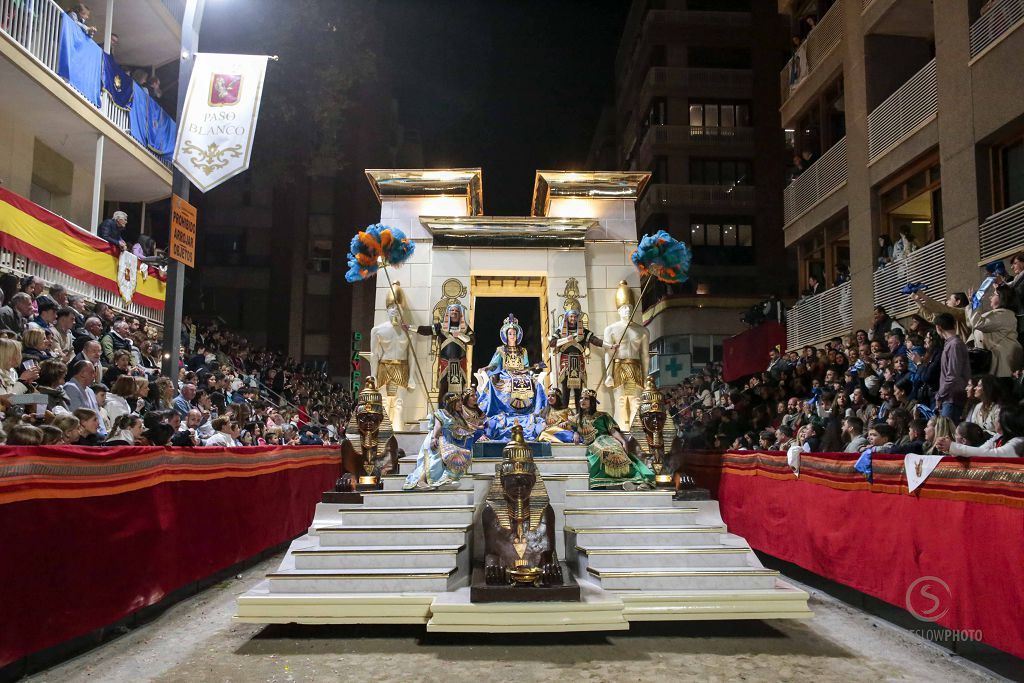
[
  {"left": 568, "top": 389, "right": 654, "bottom": 490},
  {"left": 477, "top": 314, "right": 548, "bottom": 440}
]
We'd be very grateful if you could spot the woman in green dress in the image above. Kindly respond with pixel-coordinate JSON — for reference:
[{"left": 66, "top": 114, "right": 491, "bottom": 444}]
[{"left": 568, "top": 389, "right": 655, "bottom": 489}]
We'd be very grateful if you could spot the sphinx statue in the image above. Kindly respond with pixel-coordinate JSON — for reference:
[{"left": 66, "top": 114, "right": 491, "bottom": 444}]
[{"left": 482, "top": 424, "right": 563, "bottom": 586}]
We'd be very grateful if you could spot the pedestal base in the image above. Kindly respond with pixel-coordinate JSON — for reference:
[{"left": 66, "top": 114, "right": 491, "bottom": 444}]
[
  {"left": 321, "top": 491, "right": 363, "bottom": 504},
  {"left": 469, "top": 562, "right": 580, "bottom": 603},
  {"left": 673, "top": 486, "right": 711, "bottom": 501}
]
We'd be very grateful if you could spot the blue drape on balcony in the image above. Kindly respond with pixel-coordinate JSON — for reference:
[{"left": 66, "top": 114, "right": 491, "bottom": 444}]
[
  {"left": 56, "top": 13, "right": 102, "bottom": 107},
  {"left": 101, "top": 53, "right": 134, "bottom": 110},
  {"left": 128, "top": 83, "right": 176, "bottom": 164}
]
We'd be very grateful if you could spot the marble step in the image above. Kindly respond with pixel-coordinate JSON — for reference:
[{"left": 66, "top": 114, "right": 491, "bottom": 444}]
[
  {"left": 266, "top": 567, "right": 464, "bottom": 593},
  {"left": 567, "top": 525, "right": 726, "bottom": 548},
  {"left": 398, "top": 456, "right": 589, "bottom": 477},
  {"left": 334, "top": 505, "right": 476, "bottom": 527},
  {"left": 293, "top": 544, "right": 466, "bottom": 571},
  {"left": 361, "top": 490, "right": 474, "bottom": 507},
  {"left": 576, "top": 545, "right": 754, "bottom": 571},
  {"left": 584, "top": 566, "right": 780, "bottom": 591},
  {"left": 318, "top": 525, "right": 470, "bottom": 548},
  {"left": 382, "top": 476, "right": 473, "bottom": 491},
  {"left": 563, "top": 507, "right": 698, "bottom": 528},
  {"left": 564, "top": 490, "right": 676, "bottom": 508}
]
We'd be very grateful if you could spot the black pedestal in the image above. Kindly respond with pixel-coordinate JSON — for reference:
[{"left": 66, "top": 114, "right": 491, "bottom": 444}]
[
  {"left": 473, "top": 440, "right": 552, "bottom": 459},
  {"left": 469, "top": 562, "right": 580, "bottom": 603},
  {"left": 322, "top": 491, "right": 363, "bottom": 504},
  {"left": 673, "top": 486, "right": 712, "bottom": 501}
]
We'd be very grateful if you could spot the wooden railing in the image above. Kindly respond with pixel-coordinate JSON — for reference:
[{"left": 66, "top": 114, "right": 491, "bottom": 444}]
[
  {"left": 867, "top": 59, "right": 937, "bottom": 162},
  {"left": 872, "top": 238, "right": 946, "bottom": 319},
  {"left": 785, "top": 281, "right": 853, "bottom": 350},
  {"left": 780, "top": 0, "right": 844, "bottom": 106},
  {"left": 783, "top": 137, "right": 847, "bottom": 226},
  {"left": 970, "top": 0, "right": 1024, "bottom": 57}
]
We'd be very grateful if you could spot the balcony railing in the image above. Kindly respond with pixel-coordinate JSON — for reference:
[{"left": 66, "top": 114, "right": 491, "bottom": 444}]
[
  {"left": 783, "top": 137, "right": 847, "bottom": 226},
  {"left": 628, "top": 124, "right": 754, "bottom": 165},
  {"left": 785, "top": 281, "right": 852, "bottom": 350},
  {"left": 979, "top": 200, "right": 1024, "bottom": 262},
  {"left": 867, "top": 59, "right": 937, "bottom": 162},
  {"left": 0, "top": 0, "right": 173, "bottom": 168},
  {"left": 970, "top": 0, "right": 1024, "bottom": 57},
  {"left": 872, "top": 238, "right": 947, "bottom": 319},
  {"left": 639, "top": 184, "right": 756, "bottom": 216},
  {"left": 780, "top": 0, "right": 844, "bottom": 106}
]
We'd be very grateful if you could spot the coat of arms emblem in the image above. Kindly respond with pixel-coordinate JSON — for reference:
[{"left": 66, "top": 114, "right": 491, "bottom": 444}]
[
  {"left": 209, "top": 73, "right": 242, "bottom": 106},
  {"left": 117, "top": 251, "right": 139, "bottom": 303}
]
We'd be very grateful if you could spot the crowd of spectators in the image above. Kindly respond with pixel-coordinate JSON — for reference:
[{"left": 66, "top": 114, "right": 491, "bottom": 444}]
[
  {"left": 664, "top": 258, "right": 1024, "bottom": 461},
  {"left": 0, "top": 274, "right": 355, "bottom": 447}
]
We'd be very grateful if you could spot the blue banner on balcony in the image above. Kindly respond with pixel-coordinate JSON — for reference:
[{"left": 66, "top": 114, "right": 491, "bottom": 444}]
[
  {"left": 56, "top": 13, "right": 102, "bottom": 108},
  {"left": 101, "top": 54, "right": 134, "bottom": 110},
  {"left": 128, "top": 83, "right": 176, "bottom": 163}
]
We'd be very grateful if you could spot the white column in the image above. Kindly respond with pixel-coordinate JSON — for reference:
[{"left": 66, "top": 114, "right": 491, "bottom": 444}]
[
  {"left": 103, "top": 0, "right": 114, "bottom": 53},
  {"left": 90, "top": 135, "right": 105, "bottom": 233}
]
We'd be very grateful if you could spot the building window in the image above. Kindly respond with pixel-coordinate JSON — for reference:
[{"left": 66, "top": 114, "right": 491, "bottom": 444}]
[
  {"left": 307, "top": 238, "right": 333, "bottom": 273},
  {"left": 993, "top": 135, "right": 1024, "bottom": 211},
  {"left": 690, "top": 217, "right": 754, "bottom": 265},
  {"left": 878, "top": 159, "right": 942, "bottom": 249},
  {"left": 689, "top": 101, "right": 751, "bottom": 129},
  {"left": 689, "top": 159, "right": 752, "bottom": 186},
  {"left": 644, "top": 97, "right": 667, "bottom": 128}
]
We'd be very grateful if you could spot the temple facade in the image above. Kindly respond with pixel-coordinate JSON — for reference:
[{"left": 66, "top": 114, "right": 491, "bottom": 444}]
[{"left": 366, "top": 169, "right": 651, "bottom": 429}]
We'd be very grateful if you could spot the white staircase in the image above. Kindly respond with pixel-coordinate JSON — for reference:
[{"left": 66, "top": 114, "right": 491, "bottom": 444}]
[{"left": 237, "top": 436, "right": 812, "bottom": 627}]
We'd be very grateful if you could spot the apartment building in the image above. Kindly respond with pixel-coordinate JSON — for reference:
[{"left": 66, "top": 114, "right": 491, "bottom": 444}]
[
  {"left": 593, "top": 0, "right": 790, "bottom": 380},
  {"left": 782, "top": 0, "right": 1024, "bottom": 349},
  {"left": 0, "top": 0, "right": 180, "bottom": 322}
]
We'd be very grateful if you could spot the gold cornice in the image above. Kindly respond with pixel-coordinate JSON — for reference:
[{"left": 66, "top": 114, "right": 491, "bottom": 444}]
[
  {"left": 421, "top": 215, "right": 598, "bottom": 248},
  {"left": 365, "top": 168, "right": 483, "bottom": 215},
  {"left": 531, "top": 170, "right": 651, "bottom": 216}
]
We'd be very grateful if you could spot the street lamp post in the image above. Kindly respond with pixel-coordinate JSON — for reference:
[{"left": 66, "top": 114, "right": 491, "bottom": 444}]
[{"left": 161, "top": 0, "right": 207, "bottom": 379}]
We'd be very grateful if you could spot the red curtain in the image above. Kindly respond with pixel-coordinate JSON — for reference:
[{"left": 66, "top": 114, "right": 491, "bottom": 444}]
[
  {"left": 0, "top": 446, "right": 338, "bottom": 669},
  {"left": 721, "top": 321, "right": 786, "bottom": 382},
  {"left": 710, "top": 451, "right": 1024, "bottom": 659}
]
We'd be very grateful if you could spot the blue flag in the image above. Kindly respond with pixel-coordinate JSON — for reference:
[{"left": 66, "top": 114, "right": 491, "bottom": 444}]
[
  {"left": 102, "top": 53, "right": 134, "bottom": 110},
  {"left": 128, "top": 84, "right": 177, "bottom": 163},
  {"left": 57, "top": 12, "right": 102, "bottom": 107},
  {"left": 128, "top": 82, "right": 151, "bottom": 149}
]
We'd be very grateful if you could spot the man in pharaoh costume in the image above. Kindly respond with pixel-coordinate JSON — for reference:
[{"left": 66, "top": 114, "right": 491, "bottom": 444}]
[
  {"left": 477, "top": 314, "right": 548, "bottom": 440},
  {"left": 370, "top": 285, "right": 415, "bottom": 431},
  {"left": 568, "top": 388, "right": 654, "bottom": 489},
  {"left": 403, "top": 391, "right": 484, "bottom": 490},
  {"left": 603, "top": 280, "right": 650, "bottom": 429},
  {"left": 412, "top": 303, "right": 474, "bottom": 402},
  {"left": 548, "top": 303, "right": 607, "bottom": 410},
  {"left": 482, "top": 424, "right": 563, "bottom": 586}
]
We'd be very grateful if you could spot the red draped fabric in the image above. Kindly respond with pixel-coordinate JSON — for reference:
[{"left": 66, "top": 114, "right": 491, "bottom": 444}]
[
  {"left": 688, "top": 450, "right": 1024, "bottom": 659},
  {"left": 0, "top": 445, "right": 339, "bottom": 669},
  {"left": 721, "top": 321, "right": 786, "bottom": 382}
]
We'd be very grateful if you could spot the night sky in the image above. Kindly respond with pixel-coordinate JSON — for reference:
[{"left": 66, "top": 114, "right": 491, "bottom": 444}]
[
  {"left": 200, "top": 0, "right": 630, "bottom": 217},
  {"left": 377, "top": 0, "right": 630, "bottom": 215}
]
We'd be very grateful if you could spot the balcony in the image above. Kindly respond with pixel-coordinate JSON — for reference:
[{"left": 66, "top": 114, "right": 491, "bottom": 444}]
[
  {"left": 978, "top": 200, "right": 1024, "bottom": 263},
  {"left": 779, "top": 0, "right": 844, "bottom": 107},
  {"left": 872, "top": 238, "right": 947, "bottom": 318},
  {"left": 867, "top": 59, "right": 937, "bottom": 162},
  {"left": 627, "top": 124, "right": 754, "bottom": 167},
  {"left": 783, "top": 137, "right": 847, "bottom": 226},
  {"left": 638, "top": 183, "right": 756, "bottom": 219},
  {"left": 623, "top": 67, "right": 753, "bottom": 138},
  {"left": 0, "top": 0, "right": 176, "bottom": 180},
  {"left": 970, "top": 0, "right": 1024, "bottom": 58},
  {"left": 785, "top": 281, "right": 852, "bottom": 349}
]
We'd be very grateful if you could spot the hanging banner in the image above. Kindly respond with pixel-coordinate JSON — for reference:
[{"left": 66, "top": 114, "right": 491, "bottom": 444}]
[
  {"left": 117, "top": 251, "right": 140, "bottom": 303},
  {"left": 173, "top": 53, "right": 269, "bottom": 193},
  {"left": 905, "top": 454, "right": 944, "bottom": 493}
]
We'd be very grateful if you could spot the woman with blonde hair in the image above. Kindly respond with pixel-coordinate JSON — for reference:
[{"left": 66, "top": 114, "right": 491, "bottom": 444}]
[
  {"left": 924, "top": 416, "right": 956, "bottom": 455},
  {"left": 19, "top": 328, "right": 51, "bottom": 368},
  {"left": 51, "top": 413, "right": 81, "bottom": 444},
  {"left": 0, "top": 338, "right": 33, "bottom": 396}
]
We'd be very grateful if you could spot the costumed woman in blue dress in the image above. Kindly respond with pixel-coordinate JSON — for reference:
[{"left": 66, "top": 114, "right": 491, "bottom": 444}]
[
  {"left": 404, "top": 392, "right": 484, "bottom": 490},
  {"left": 478, "top": 314, "right": 548, "bottom": 440}
]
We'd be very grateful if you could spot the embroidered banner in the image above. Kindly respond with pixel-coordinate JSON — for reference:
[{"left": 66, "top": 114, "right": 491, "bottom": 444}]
[
  {"left": 173, "top": 53, "right": 270, "bottom": 192},
  {"left": 101, "top": 53, "right": 134, "bottom": 110}
]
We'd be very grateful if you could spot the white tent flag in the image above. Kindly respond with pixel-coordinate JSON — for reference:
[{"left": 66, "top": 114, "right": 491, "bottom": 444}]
[
  {"left": 905, "top": 454, "right": 944, "bottom": 493},
  {"left": 173, "top": 53, "right": 269, "bottom": 193}
]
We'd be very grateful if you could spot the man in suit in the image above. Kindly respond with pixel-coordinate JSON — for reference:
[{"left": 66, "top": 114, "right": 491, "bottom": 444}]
[{"left": 0, "top": 292, "right": 32, "bottom": 336}]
